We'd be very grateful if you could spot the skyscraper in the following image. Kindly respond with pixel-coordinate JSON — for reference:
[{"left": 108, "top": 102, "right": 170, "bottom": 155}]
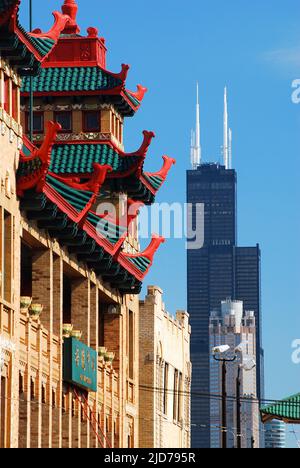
[
  {"left": 210, "top": 301, "right": 260, "bottom": 448},
  {"left": 187, "top": 87, "right": 263, "bottom": 448}
]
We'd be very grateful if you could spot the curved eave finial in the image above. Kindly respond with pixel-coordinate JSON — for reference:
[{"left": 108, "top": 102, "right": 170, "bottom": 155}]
[
  {"left": 29, "top": 11, "right": 70, "bottom": 43},
  {"left": 137, "top": 130, "right": 155, "bottom": 157},
  {"left": 108, "top": 64, "right": 130, "bottom": 84},
  {"left": 124, "top": 234, "right": 165, "bottom": 264},
  {"left": 118, "top": 130, "right": 155, "bottom": 159},
  {"left": 17, "top": 121, "right": 61, "bottom": 196},
  {"left": 127, "top": 85, "right": 148, "bottom": 104},
  {"left": 61, "top": 0, "right": 80, "bottom": 34},
  {"left": 147, "top": 156, "right": 176, "bottom": 181}
]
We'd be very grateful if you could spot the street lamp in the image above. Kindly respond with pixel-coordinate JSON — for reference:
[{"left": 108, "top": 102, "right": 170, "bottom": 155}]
[{"left": 212, "top": 345, "right": 237, "bottom": 449}]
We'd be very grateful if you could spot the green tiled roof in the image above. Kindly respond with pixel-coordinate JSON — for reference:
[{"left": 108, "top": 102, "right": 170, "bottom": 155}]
[
  {"left": 87, "top": 212, "right": 127, "bottom": 245},
  {"left": 17, "top": 22, "right": 55, "bottom": 58},
  {"left": 143, "top": 174, "right": 164, "bottom": 191},
  {"left": 126, "top": 256, "right": 151, "bottom": 273},
  {"left": 22, "top": 66, "right": 122, "bottom": 93},
  {"left": 47, "top": 175, "right": 93, "bottom": 212},
  {"left": 46, "top": 175, "right": 127, "bottom": 246},
  {"left": 261, "top": 393, "right": 300, "bottom": 422},
  {"left": 49, "top": 144, "right": 139, "bottom": 175},
  {"left": 124, "top": 90, "right": 141, "bottom": 108},
  {"left": 21, "top": 143, "right": 32, "bottom": 157},
  {"left": 18, "top": 157, "right": 42, "bottom": 178}
]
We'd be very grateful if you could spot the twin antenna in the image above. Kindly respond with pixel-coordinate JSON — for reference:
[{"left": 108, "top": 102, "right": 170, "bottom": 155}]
[{"left": 190, "top": 85, "right": 232, "bottom": 170}]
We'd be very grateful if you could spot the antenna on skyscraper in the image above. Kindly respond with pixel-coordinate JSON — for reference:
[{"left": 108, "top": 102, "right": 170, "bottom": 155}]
[
  {"left": 228, "top": 128, "right": 232, "bottom": 169},
  {"left": 223, "top": 87, "right": 229, "bottom": 169},
  {"left": 191, "top": 83, "right": 202, "bottom": 169}
]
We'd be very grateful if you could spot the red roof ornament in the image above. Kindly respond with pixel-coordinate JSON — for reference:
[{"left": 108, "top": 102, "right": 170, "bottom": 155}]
[
  {"left": 127, "top": 85, "right": 148, "bottom": 103},
  {"left": 145, "top": 156, "right": 176, "bottom": 181},
  {"left": 118, "top": 234, "right": 166, "bottom": 279},
  {"left": 17, "top": 121, "right": 61, "bottom": 197},
  {"left": 61, "top": 0, "right": 80, "bottom": 34},
  {"left": 29, "top": 11, "right": 70, "bottom": 42}
]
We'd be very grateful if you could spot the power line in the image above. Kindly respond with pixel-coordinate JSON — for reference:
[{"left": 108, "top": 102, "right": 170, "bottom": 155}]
[{"left": 140, "top": 383, "right": 300, "bottom": 408}]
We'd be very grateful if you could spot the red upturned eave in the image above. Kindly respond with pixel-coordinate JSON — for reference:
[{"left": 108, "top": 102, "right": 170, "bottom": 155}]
[
  {"left": 117, "top": 235, "right": 165, "bottom": 280},
  {"left": 140, "top": 156, "right": 176, "bottom": 195},
  {"left": 29, "top": 11, "right": 71, "bottom": 42},
  {"left": 17, "top": 121, "right": 61, "bottom": 196},
  {"left": 8, "top": 7, "right": 70, "bottom": 62}
]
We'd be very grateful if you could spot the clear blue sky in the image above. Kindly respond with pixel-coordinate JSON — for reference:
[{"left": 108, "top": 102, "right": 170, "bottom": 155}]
[{"left": 20, "top": 0, "right": 300, "bottom": 447}]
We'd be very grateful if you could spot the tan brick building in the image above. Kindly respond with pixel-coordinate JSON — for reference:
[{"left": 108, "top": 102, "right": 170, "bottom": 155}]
[
  {"left": 139, "top": 286, "right": 191, "bottom": 448},
  {"left": 0, "top": 0, "right": 174, "bottom": 448}
]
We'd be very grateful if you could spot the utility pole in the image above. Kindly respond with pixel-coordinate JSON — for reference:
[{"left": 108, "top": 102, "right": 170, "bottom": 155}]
[
  {"left": 213, "top": 353, "right": 237, "bottom": 449},
  {"left": 236, "top": 366, "right": 242, "bottom": 449},
  {"left": 222, "top": 360, "right": 227, "bottom": 449}
]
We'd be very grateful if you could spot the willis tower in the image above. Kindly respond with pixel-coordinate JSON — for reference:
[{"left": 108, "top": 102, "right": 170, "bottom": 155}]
[{"left": 187, "top": 86, "right": 264, "bottom": 448}]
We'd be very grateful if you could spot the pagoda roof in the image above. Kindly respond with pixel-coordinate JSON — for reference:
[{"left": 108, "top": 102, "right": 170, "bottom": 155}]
[
  {"left": 21, "top": 66, "right": 146, "bottom": 116},
  {"left": 18, "top": 131, "right": 175, "bottom": 205},
  {"left": 0, "top": 0, "right": 70, "bottom": 75},
  {"left": 20, "top": 0, "right": 147, "bottom": 115},
  {"left": 261, "top": 393, "right": 300, "bottom": 424},
  {"left": 17, "top": 122, "right": 166, "bottom": 292}
]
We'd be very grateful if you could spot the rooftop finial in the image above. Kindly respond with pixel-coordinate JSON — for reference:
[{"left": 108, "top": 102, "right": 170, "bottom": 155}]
[{"left": 62, "top": 0, "right": 80, "bottom": 34}]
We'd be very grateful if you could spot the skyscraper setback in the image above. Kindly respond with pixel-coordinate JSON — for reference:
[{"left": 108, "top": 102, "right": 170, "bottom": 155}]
[{"left": 187, "top": 87, "right": 263, "bottom": 448}]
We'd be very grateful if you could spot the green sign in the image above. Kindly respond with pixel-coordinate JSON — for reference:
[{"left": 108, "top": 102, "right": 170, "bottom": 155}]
[{"left": 63, "top": 338, "right": 97, "bottom": 392}]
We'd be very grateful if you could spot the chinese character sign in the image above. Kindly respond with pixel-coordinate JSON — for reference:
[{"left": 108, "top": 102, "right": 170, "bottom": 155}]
[{"left": 63, "top": 338, "right": 97, "bottom": 392}]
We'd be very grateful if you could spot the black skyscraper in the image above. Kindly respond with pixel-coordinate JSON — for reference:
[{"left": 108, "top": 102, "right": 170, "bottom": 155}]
[{"left": 187, "top": 163, "right": 263, "bottom": 448}]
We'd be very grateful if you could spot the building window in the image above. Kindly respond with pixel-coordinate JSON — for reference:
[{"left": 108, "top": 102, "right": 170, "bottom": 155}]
[
  {"left": 21, "top": 242, "right": 33, "bottom": 297},
  {"left": 83, "top": 111, "right": 100, "bottom": 132},
  {"left": 63, "top": 274, "right": 72, "bottom": 324},
  {"left": 30, "top": 379, "right": 35, "bottom": 401},
  {"left": 19, "top": 374, "right": 24, "bottom": 395},
  {"left": 54, "top": 111, "right": 72, "bottom": 132},
  {"left": 163, "top": 363, "right": 169, "bottom": 415},
  {"left": 12, "top": 83, "right": 18, "bottom": 122},
  {"left": 42, "top": 385, "right": 46, "bottom": 404},
  {"left": 3, "top": 211, "right": 12, "bottom": 303},
  {"left": 120, "top": 123, "right": 123, "bottom": 143},
  {"left": 111, "top": 113, "right": 116, "bottom": 136},
  {"left": 0, "top": 376, "right": 6, "bottom": 448},
  {"left": 98, "top": 299, "right": 105, "bottom": 347},
  {"left": 173, "top": 369, "right": 178, "bottom": 422},
  {"left": 178, "top": 372, "right": 183, "bottom": 423},
  {"left": 3, "top": 75, "right": 10, "bottom": 114},
  {"left": 128, "top": 310, "right": 134, "bottom": 380},
  {"left": 26, "top": 112, "right": 44, "bottom": 134}
]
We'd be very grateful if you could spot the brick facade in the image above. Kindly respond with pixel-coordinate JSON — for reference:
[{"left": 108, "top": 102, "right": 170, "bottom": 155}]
[{"left": 139, "top": 286, "right": 191, "bottom": 448}]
